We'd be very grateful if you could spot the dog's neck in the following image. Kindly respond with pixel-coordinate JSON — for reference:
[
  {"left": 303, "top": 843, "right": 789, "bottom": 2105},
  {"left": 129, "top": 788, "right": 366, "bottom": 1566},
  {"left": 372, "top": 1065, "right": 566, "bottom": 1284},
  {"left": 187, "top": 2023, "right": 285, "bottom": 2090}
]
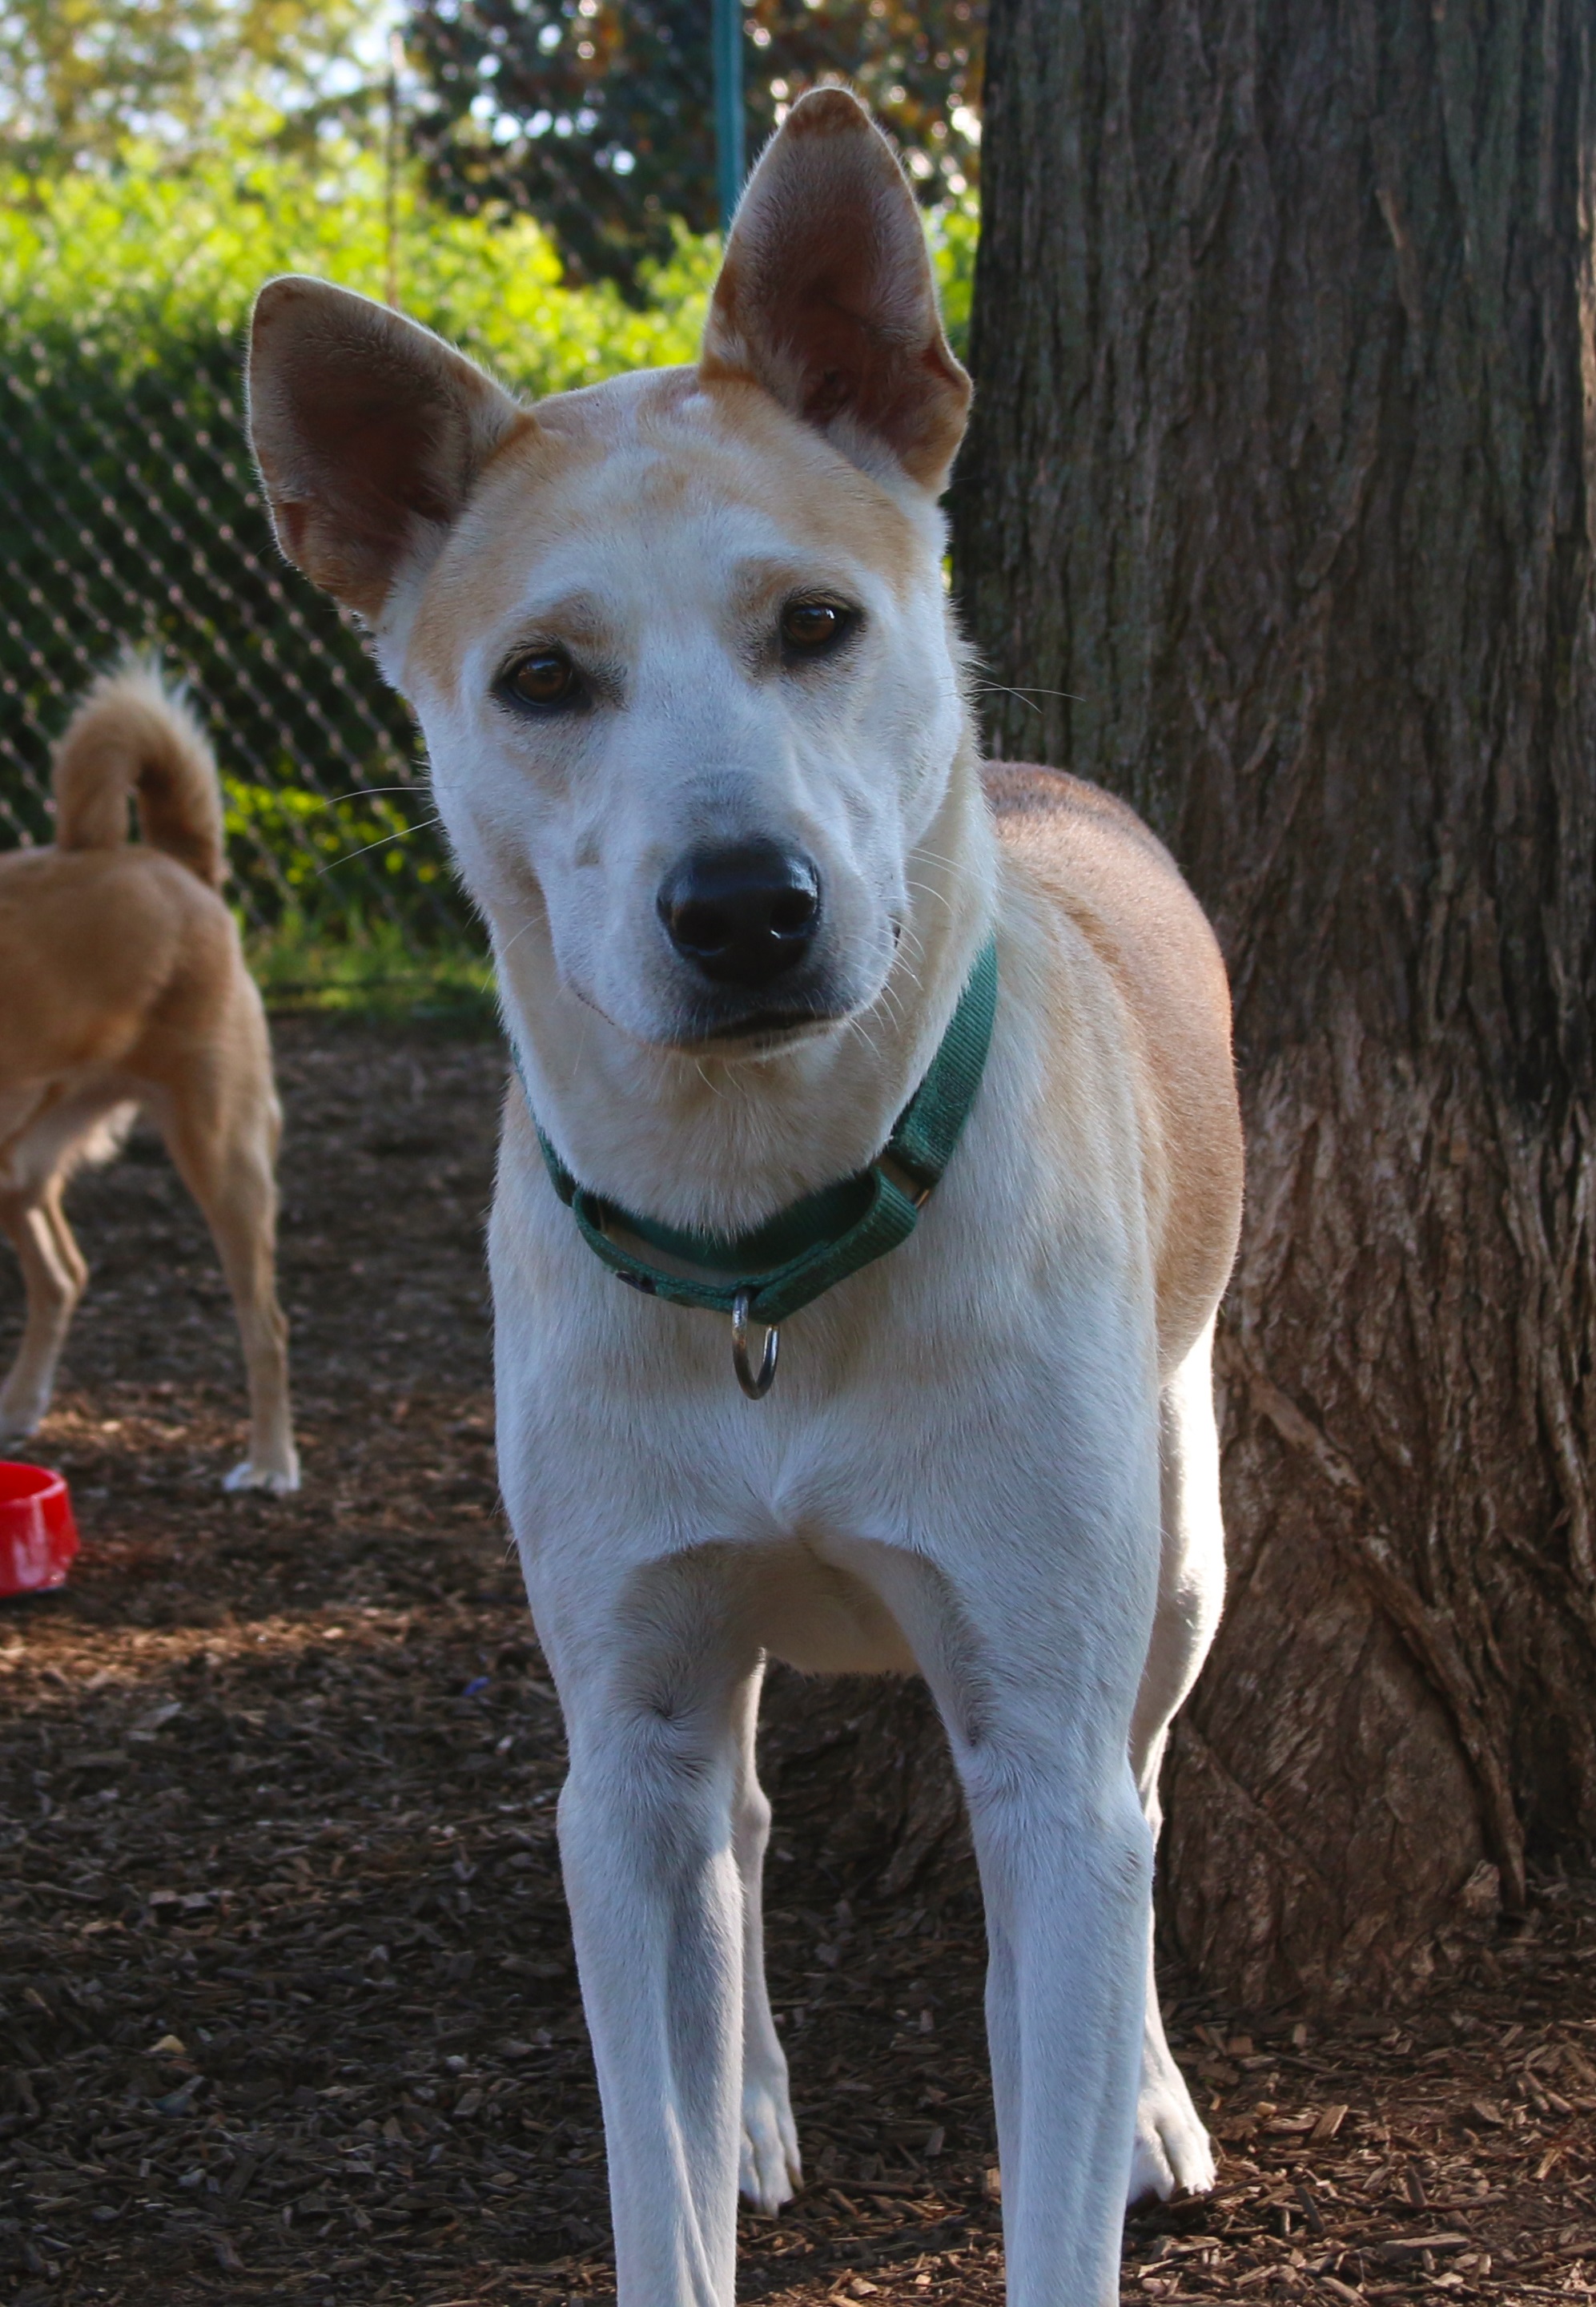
[{"left": 497, "top": 739, "right": 999, "bottom": 1236}]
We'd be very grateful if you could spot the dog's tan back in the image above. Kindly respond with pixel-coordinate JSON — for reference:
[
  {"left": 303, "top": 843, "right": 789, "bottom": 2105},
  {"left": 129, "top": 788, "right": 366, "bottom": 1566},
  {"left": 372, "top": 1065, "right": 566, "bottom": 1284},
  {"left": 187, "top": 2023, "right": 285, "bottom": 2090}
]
[{"left": 0, "top": 845, "right": 248, "bottom": 1088}]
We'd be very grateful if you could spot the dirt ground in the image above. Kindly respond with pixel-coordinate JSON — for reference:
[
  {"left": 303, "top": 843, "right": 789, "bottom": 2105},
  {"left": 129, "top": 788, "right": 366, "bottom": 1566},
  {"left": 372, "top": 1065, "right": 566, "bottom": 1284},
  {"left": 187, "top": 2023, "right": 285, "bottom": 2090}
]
[{"left": 0, "top": 1013, "right": 1593, "bottom": 2307}]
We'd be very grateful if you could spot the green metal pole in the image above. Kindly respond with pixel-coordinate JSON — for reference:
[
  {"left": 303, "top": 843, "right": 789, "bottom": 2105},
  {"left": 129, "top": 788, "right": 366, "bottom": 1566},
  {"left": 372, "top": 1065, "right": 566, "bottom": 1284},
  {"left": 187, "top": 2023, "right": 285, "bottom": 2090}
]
[{"left": 712, "top": 0, "right": 745, "bottom": 234}]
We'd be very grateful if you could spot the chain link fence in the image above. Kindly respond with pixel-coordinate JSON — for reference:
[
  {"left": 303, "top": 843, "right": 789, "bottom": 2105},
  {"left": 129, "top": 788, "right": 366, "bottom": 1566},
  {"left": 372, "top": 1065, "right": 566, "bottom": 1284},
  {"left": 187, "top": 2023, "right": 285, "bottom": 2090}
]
[{"left": 0, "top": 332, "right": 476, "bottom": 963}]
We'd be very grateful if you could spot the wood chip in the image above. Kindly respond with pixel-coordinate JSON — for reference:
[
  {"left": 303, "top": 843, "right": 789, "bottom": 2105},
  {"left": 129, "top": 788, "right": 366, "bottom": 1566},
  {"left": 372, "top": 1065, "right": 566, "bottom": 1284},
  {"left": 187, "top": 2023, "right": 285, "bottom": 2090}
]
[{"left": 1378, "top": 2232, "right": 1474, "bottom": 2257}]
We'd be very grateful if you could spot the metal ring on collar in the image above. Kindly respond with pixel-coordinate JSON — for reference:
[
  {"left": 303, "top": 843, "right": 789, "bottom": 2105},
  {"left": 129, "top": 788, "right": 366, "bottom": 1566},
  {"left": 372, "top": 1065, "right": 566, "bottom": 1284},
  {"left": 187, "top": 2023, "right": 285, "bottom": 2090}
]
[{"left": 731, "top": 1292, "right": 779, "bottom": 1400}]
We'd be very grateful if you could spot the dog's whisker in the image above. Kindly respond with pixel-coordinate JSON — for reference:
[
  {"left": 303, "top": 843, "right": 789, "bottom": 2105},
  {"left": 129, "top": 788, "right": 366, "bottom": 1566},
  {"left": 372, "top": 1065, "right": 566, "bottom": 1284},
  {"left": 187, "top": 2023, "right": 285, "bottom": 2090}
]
[
  {"left": 840, "top": 1008, "right": 886, "bottom": 1060},
  {"left": 299, "top": 785, "right": 436, "bottom": 807},
  {"left": 966, "top": 668, "right": 1088, "bottom": 706},
  {"left": 971, "top": 680, "right": 1042, "bottom": 717},
  {"left": 905, "top": 878, "right": 957, "bottom": 920},
  {"left": 894, "top": 920, "right": 931, "bottom": 968},
  {"left": 571, "top": 988, "right": 593, "bottom": 1081},
  {"left": 874, "top": 983, "right": 911, "bottom": 1037},
  {"left": 315, "top": 815, "right": 443, "bottom": 873},
  {"left": 975, "top": 680, "right": 1087, "bottom": 704},
  {"left": 496, "top": 914, "right": 542, "bottom": 964}
]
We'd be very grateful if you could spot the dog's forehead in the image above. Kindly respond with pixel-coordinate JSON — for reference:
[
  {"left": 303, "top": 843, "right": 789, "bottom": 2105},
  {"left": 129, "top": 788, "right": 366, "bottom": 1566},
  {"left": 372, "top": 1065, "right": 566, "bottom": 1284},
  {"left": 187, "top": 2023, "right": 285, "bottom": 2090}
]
[{"left": 408, "top": 367, "right": 932, "bottom": 697}]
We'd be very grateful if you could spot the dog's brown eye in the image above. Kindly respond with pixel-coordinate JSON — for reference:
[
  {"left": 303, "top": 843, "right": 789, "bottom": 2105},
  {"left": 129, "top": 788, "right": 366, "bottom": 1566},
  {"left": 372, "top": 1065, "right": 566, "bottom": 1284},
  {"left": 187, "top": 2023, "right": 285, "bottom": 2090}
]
[
  {"left": 505, "top": 649, "right": 579, "bottom": 708},
  {"left": 781, "top": 601, "right": 850, "bottom": 654}
]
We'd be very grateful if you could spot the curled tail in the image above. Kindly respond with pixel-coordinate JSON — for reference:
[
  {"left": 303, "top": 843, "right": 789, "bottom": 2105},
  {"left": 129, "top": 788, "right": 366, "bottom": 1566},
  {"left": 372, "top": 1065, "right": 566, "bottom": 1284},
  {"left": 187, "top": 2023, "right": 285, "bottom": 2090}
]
[{"left": 51, "top": 654, "right": 226, "bottom": 888}]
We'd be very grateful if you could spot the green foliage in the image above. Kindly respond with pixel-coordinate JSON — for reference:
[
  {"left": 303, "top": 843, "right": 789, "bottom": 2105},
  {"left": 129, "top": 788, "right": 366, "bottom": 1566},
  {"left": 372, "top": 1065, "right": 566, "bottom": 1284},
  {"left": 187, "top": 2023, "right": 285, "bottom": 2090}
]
[
  {"left": 408, "top": 0, "right": 983, "bottom": 301},
  {"left": 0, "top": 131, "right": 718, "bottom": 957},
  {"left": 0, "top": 0, "right": 382, "bottom": 174},
  {"left": 0, "top": 126, "right": 969, "bottom": 376},
  {"left": 221, "top": 775, "right": 452, "bottom": 931},
  {"left": 0, "top": 136, "right": 716, "bottom": 392},
  {"left": 0, "top": 320, "right": 453, "bottom": 920},
  {"left": 931, "top": 197, "right": 978, "bottom": 360}
]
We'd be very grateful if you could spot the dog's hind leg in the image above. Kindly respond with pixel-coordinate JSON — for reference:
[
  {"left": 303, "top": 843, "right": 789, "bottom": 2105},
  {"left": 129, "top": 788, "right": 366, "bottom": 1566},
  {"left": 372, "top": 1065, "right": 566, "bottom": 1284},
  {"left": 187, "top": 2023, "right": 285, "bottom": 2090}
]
[
  {"left": 731, "top": 1661, "right": 802, "bottom": 2211},
  {"left": 1125, "top": 1318, "right": 1225, "bottom": 2202},
  {"left": 0, "top": 1174, "right": 86, "bottom": 1440},
  {"left": 549, "top": 1548, "right": 759, "bottom": 2305},
  {"left": 155, "top": 1049, "right": 298, "bottom": 1494}
]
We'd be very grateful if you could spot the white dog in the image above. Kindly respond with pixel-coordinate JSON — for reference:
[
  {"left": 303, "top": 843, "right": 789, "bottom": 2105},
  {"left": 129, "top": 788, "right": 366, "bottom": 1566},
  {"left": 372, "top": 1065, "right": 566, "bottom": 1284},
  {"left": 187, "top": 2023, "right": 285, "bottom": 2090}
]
[{"left": 247, "top": 87, "right": 1242, "bottom": 2305}]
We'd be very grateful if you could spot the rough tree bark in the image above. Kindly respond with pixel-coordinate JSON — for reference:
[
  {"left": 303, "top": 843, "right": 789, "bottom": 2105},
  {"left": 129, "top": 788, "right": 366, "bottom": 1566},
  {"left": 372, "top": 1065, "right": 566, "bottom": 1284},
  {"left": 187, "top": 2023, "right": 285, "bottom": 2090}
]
[{"left": 949, "top": 0, "right": 1596, "bottom": 2006}]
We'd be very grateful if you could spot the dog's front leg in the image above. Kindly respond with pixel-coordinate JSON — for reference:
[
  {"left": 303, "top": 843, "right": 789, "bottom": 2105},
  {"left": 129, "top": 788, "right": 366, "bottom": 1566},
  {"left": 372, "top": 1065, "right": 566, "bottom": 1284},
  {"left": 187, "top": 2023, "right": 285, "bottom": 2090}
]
[
  {"left": 846, "top": 1516, "right": 1156, "bottom": 2307},
  {"left": 549, "top": 1561, "right": 760, "bottom": 2306},
  {"left": 967, "top": 1749, "right": 1151, "bottom": 2302}
]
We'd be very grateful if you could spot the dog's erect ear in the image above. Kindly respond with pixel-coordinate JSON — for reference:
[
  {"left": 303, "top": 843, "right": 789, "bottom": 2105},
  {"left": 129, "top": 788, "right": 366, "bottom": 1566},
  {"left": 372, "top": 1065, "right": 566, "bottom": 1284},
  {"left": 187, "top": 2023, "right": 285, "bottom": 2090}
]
[
  {"left": 247, "top": 276, "right": 526, "bottom": 622},
  {"left": 702, "top": 87, "right": 971, "bottom": 493}
]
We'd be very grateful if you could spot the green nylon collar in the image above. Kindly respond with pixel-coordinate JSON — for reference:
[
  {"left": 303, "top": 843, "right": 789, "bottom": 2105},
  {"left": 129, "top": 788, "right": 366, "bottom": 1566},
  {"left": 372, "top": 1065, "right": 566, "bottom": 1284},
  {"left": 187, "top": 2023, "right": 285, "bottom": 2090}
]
[{"left": 514, "top": 936, "right": 998, "bottom": 1327}]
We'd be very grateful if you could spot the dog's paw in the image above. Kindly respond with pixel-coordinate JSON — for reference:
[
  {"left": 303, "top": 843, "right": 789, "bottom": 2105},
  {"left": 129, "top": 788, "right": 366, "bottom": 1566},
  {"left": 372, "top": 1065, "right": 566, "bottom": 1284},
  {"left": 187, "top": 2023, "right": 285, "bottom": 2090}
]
[
  {"left": 1128, "top": 2064, "right": 1216, "bottom": 2205},
  {"left": 740, "top": 2079, "right": 802, "bottom": 2212},
  {"left": 222, "top": 1457, "right": 301, "bottom": 1496},
  {"left": 0, "top": 1402, "right": 45, "bottom": 1443}
]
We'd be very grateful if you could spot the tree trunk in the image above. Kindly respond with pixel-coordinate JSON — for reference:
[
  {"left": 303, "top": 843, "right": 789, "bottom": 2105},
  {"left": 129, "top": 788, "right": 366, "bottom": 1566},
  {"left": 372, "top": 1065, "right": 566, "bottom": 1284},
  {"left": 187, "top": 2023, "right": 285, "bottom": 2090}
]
[{"left": 950, "top": 0, "right": 1596, "bottom": 2007}]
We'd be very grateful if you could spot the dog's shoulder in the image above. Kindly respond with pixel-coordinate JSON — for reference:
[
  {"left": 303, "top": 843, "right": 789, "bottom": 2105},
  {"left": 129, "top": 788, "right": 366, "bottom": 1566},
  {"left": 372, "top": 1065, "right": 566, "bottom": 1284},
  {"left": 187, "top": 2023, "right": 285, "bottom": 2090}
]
[
  {"left": 986, "top": 762, "right": 1242, "bottom": 1367},
  {"left": 983, "top": 762, "right": 1219, "bottom": 1014},
  {"left": 984, "top": 761, "right": 1180, "bottom": 876}
]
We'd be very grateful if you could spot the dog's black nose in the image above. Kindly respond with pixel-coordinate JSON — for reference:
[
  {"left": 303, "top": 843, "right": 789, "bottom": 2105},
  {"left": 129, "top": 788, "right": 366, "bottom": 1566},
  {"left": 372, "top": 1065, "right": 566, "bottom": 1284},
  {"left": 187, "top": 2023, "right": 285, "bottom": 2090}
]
[{"left": 657, "top": 843, "right": 821, "bottom": 987}]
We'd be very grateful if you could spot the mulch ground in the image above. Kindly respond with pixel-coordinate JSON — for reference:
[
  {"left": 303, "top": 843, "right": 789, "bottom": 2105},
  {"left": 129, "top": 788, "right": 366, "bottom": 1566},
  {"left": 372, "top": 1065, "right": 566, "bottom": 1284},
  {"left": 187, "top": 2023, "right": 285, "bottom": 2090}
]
[{"left": 0, "top": 1013, "right": 1593, "bottom": 2306}]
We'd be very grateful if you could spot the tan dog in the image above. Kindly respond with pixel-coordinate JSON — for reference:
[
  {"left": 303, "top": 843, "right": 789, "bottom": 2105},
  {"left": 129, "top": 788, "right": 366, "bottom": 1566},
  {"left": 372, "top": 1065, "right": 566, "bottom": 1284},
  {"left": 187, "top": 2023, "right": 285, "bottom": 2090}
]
[
  {"left": 0, "top": 661, "right": 298, "bottom": 1492},
  {"left": 248, "top": 88, "right": 1240, "bottom": 2303}
]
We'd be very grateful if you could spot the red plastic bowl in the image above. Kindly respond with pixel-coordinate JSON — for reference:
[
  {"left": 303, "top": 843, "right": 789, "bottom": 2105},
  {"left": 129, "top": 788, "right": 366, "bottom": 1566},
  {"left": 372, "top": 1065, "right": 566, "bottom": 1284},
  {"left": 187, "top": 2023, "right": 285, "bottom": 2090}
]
[{"left": 0, "top": 1461, "right": 80, "bottom": 1596}]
